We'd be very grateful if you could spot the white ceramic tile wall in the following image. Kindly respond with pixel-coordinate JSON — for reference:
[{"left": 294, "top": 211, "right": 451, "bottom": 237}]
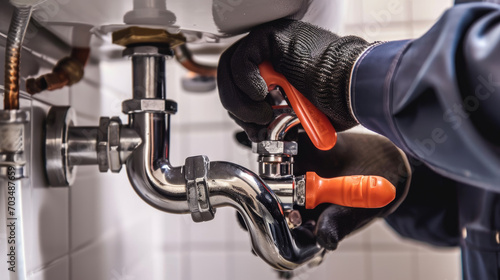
[
  {"left": 342, "top": 0, "right": 454, "bottom": 40},
  {"left": 0, "top": 0, "right": 463, "bottom": 279}
]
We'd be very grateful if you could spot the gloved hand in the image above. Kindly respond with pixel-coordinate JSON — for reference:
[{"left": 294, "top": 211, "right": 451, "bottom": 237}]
[
  {"left": 217, "top": 19, "right": 370, "bottom": 141},
  {"left": 292, "top": 131, "right": 411, "bottom": 250}
]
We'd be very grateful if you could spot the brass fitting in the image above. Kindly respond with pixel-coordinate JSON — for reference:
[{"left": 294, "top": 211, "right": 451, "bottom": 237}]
[
  {"left": 112, "top": 26, "right": 186, "bottom": 48},
  {"left": 26, "top": 47, "right": 89, "bottom": 95},
  {"left": 174, "top": 44, "right": 217, "bottom": 77}
]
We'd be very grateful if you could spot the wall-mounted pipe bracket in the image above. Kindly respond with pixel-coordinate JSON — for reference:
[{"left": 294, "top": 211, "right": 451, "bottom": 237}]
[{"left": 45, "top": 106, "right": 76, "bottom": 186}]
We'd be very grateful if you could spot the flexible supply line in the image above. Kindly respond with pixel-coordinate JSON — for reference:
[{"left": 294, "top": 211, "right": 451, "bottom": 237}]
[
  {"left": 4, "top": 5, "right": 33, "bottom": 110},
  {"left": 2, "top": 2, "right": 40, "bottom": 279}
]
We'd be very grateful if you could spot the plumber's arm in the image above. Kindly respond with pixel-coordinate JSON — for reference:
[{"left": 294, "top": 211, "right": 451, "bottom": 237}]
[
  {"left": 217, "top": 3, "right": 500, "bottom": 191},
  {"left": 350, "top": 3, "right": 500, "bottom": 191},
  {"left": 384, "top": 158, "right": 460, "bottom": 247}
]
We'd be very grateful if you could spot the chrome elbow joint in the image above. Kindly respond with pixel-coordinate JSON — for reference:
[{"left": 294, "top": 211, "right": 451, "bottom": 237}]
[
  {"left": 125, "top": 112, "right": 190, "bottom": 214},
  {"left": 204, "top": 160, "right": 323, "bottom": 270},
  {"left": 123, "top": 109, "right": 323, "bottom": 270}
]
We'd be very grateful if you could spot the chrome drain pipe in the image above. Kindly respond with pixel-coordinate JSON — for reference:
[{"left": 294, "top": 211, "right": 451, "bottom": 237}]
[
  {"left": 122, "top": 45, "right": 323, "bottom": 270},
  {"left": 43, "top": 44, "right": 324, "bottom": 270},
  {"left": 125, "top": 112, "right": 189, "bottom": 214},
  {"left": 125, "top": 110, "right": 323, "bottom": 270}
]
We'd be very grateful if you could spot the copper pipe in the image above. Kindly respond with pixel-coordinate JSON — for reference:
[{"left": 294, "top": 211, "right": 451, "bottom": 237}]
[
  {"left": 69, "top": 47, "right": 90, "bottom": 66},
  {"left": 174, "top": 45, "right": 217, "bottom": 77},
  {"left": 26, "top": 47, "right": 90, "bottom": 95},
  {"left": 4, "top": 6, "right": 33, "bottom": 110}
]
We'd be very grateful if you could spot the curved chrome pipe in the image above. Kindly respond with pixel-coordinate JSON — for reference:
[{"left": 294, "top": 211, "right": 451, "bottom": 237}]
[
  {"left": 124, "top": 48, "right": 323, "bottom": 270},
  {"left": 267, "top": 113, "right": 300, "bottom": 141},
  {"left": 206, "top": 161, "right": 322, "bottom": 270},
  {"left": 126, "top": 112, "right": 189, "bottom": 214},
  {"left": 125, "top": 52, "right": 190, "bottom": 213},
  {"left": 125, "top": 111, "right": 323, "bottom": 270}
]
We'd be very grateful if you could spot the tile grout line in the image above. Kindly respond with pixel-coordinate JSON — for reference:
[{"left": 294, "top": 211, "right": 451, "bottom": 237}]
[{"left": 68, "top": 89, "right": 73, "bottom": 280}]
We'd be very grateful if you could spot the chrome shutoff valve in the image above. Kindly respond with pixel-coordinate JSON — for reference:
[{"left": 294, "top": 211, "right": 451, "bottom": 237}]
[{"left": 255, "top": 62, "right": 397, "bottom": 218}]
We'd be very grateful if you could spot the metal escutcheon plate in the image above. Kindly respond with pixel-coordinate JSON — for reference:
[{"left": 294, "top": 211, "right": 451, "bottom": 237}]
[{"left": 44, "top": 106, "right": 76, "bottom": 187}]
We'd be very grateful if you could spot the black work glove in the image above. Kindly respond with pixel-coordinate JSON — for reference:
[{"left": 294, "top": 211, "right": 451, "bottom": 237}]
[
  {"left": 293, "top": 131, "right": 411, "bottom": 250},
  {"left": 217, "top": 19, "right": 370, "bottom": 141}
]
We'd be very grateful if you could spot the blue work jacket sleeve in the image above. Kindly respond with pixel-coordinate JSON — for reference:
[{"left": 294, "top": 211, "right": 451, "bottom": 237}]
[
  {"left": 384, "top": 158, "right": 460, "bottom": 247},
  {"left": 350, "top": 3, "right": 500, "bottom": 191}
]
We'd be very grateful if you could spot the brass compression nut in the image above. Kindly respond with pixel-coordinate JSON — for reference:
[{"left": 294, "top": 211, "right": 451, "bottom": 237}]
[{"left": 112, "top": 26, "right": 186, "bottom": 48}]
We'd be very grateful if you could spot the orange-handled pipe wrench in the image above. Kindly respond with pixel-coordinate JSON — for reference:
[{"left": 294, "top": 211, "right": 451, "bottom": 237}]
[{"left": 258, "top": 61, "right": 395, "bottom": 209}]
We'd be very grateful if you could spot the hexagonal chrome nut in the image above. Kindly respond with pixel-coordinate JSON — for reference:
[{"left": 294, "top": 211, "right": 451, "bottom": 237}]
[
  {"left": 252, "top": 141, "right": 298, "bottom": 156},
  {"left": 97, "top": 117, "right": 123, "bottom": 173},
  {"left": 122, "top": 99, "right": 177, "bottom": 114},
  {"left": 107, "top": 117, "right": 122, "bottom": 173},
  {"left": 122, "top": 45, "right": 174, "bottom": 57},
  {"left": 97, "top": 117, "right": 110, "bottom": 172},
  {"left": 185, "top": 155, "right": 216, "bottom": 222}
]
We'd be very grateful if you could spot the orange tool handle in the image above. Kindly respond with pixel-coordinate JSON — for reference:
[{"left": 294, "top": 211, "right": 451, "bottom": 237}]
[
  {"left": 305, "top": 172, "right": 396, "bottom": 209},
  {"left": 258, "top": 61, "right": 337, "bottom": 150}
]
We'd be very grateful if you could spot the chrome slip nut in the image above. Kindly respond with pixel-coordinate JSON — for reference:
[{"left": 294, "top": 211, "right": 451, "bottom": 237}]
[
  {"left": 122, "top": 45, "right": 174, "bottom": 57},
  {"left": 122, "top": 99, "right": 177, "bottom": 114},
  {"left": 97, "top": 117, "right": 123, "bottom": 173},
  {"left": 258, "top": 155, "right": 294, "bottom": 179},
  {"left": 97, "top": 117, "right": 110, "bottom": 172},
  {"left": 107, "top": 118, "right": 122, "bottom": 173},
  {"left": 252, "top": 141, "right": 298, "bottom": 156},
  {"left": 185, "top": 155, "right": 216, "bottom": 222}
]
